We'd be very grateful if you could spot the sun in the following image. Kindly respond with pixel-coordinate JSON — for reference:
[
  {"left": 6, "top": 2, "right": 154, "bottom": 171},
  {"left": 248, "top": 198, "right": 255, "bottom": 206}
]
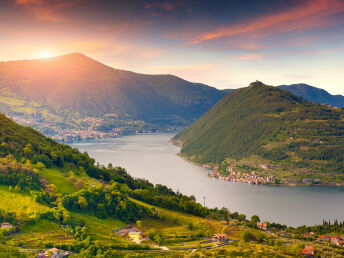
[{"left": 37, "top": 50, "right": 54, "bottom": 59}]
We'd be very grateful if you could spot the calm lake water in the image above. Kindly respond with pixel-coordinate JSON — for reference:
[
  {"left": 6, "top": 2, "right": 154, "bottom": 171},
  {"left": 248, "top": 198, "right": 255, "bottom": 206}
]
[{"left": 71, "top": 133, "right": 344, "bottom": 227}]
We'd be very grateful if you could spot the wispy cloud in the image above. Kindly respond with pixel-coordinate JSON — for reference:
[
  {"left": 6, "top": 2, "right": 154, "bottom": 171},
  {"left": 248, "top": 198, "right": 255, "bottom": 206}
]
[
  {"left": 144, "top": 1, "right": 184, "bottom": 12},
  {"left": 236, "top": 53, "right": 264, "bottom": 60},
  {"left": 187, "top": 0, "right": 344, "bottom": 45},
  {"left": 15, "top": 0, "right": 81, "bottom": 22}
]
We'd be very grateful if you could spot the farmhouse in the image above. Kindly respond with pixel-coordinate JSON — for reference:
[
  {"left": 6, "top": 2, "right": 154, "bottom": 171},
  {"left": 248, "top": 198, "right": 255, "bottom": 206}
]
[
  {"left": 211, "top": 234, "right": 227, "bottom": 242},
  {"left": 0, "top": 222, "right": 13, "bottom": 229},
  {"left": 257, "top": 222, "right": 267, "bottom": 231},
  {"left": 301, "top": 246, "right": 315, "bottom": 256}
]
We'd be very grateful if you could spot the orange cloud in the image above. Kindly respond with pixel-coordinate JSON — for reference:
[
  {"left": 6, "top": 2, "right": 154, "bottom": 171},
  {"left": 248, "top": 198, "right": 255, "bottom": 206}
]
[
  {"left": 188, "top": 0, "right": 344, "bottom": 45},
  {"left": 236, "top": 53, "right": 263, "bottom": 60},
  {"left": 15, "top": 0, "right": 81, "bottom": 22}
]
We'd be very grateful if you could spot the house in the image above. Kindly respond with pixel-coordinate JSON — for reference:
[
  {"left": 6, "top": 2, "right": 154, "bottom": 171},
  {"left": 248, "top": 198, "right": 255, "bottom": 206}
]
[
  {"left": 257, "top": 222, "right": 268, "bottom": 231},
  {"left": 318, "top": 235, "right": 332, "bottom": 241},
  {"left": 211, "top": 234, "right": 227, "bottom": 242},
  {"left": 38, "top": 248, "right": 71, "bottom": 258},
  {"left": 0, "top": 222, "right": 14, "bottom": 229},
  {"left": 128, "top": 231, "right": 143, "bottom": 242},
  {"left": 304, "top": 232, "right": 314, "bottom": 237},
  {"left": 331, "top": 236, "right": 344, "bottom": 246},
  {"left": 301, "top": 246, "right": 315, "bottom": 256}
]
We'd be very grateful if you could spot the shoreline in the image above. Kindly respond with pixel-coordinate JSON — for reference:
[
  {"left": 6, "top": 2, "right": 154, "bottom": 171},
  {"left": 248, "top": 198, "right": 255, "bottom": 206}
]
[{"left": 169, "top": 140, "right": 344, "bottom": 187}]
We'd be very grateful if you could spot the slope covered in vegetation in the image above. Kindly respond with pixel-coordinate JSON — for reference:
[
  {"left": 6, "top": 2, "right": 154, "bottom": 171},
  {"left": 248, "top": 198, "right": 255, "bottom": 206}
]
[
  {"left": 0, "top": 53, "right": 226, "bottom": 126},
  {"left": 174, "top": 81, "right": 344, "bottom": 183}
]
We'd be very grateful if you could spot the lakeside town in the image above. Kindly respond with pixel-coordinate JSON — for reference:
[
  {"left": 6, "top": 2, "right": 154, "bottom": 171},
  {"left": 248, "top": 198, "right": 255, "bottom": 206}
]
[
  {"left": 208, "top": 164, "right": 276, "bottom": 185},
  {"left": 8, "top": 114, "right": 181, "bottom": 143}
]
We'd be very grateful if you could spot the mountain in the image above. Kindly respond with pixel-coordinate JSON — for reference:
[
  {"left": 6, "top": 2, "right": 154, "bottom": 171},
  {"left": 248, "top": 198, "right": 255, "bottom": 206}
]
[
  {"left": 277, "top": 84, "right": 344, "bottom": 107},
  {"left": 0, "top": 53, "right": 226, "bottom": 126},
  {"left": 173, "top": 81, "right": 344, "bottom": 184}
]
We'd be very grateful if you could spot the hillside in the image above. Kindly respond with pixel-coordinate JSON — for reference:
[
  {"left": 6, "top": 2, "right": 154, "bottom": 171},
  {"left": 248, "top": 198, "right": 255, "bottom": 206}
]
[
  {"left": 173, "top": 81, "right": 344, "bottom": 184},
  {"left": 0, "top": 53, "right": 226, "bottom": 127},
  {"left": 0, "top": 113, "right": 226, "bottom": 255},
  {"left": 277, "top": 83, "right": 344, "bottom": 107},
  {"left": 1, "top": 116, "right": 344, "bottom": 257}
]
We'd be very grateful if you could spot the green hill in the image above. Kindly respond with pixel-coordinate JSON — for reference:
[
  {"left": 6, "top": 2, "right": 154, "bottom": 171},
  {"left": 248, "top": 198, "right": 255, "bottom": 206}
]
[
  {"left": 173, "top": 81, "right": 344, "bottom": 184},
  {"left": 0, "top": 53, "right": 226, "bottom": 126}
]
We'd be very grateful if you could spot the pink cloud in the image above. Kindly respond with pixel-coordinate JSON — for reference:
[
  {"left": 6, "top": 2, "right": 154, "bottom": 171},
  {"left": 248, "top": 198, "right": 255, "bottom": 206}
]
[
  {"left": 236, "top": 53, "right": 264, "bottom": 60},
  {"left": 144, "top": 1, "right": 184, "bottom": 12},
  {"left": 187, "top": 0, "right": 344, "bottom": 45},
  {"left": 15, "top": 0, "right": 81, "bottom": 22}
]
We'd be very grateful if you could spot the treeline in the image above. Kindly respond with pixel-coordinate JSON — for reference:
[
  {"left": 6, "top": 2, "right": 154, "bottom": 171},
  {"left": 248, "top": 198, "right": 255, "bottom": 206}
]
[
  {"left": 85, "top": 165, "right": 208, "bottom": 217},
  {"left": 130, "top": 188, "right": 206, "bottom": 216},
  {"left": 61, "top": 184, "right": 146, "bottom": 222}
]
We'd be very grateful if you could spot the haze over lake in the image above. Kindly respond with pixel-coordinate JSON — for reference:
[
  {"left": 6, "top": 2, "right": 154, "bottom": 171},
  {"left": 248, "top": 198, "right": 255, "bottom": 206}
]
[{"left": 71, "top": 133, "right": 344, "bottom": 227}]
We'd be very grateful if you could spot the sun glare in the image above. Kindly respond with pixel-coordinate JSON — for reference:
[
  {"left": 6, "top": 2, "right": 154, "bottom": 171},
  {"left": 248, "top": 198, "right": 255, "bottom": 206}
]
[{"left": 37, "top": 50, "right": 54, "bottom": 59}]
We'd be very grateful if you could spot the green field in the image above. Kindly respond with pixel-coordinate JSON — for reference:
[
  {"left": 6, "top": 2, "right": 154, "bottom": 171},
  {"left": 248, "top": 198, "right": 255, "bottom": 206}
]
[
  {"left": 40, "top": 168, "right": 77, "bottom": 194},
  {"left": 0, "top": 185, "right": 48, "bottom": 215},
  {"left": 71, "top": 212, "right": 126, "bottom": 241}
]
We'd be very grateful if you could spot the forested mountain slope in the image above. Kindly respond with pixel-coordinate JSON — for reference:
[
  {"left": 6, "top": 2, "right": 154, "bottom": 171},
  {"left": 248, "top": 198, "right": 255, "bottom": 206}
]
[
  {"left": 0, "top": 53, "right": 226, "bottom": 126},
  {"left": 173, "top": 82, "right": 344, "bottom": 182}
]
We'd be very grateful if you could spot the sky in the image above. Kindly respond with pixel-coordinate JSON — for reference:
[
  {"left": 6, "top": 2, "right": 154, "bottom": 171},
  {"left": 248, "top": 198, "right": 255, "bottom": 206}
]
[{"left": 0, "top": 0, "right": 344, "bottom": 94}]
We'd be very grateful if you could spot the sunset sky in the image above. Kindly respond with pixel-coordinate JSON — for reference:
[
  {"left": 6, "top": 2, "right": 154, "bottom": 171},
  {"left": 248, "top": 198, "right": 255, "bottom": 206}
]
[{"left": 1, "top": 0, "right": 344, "bottom": 93}]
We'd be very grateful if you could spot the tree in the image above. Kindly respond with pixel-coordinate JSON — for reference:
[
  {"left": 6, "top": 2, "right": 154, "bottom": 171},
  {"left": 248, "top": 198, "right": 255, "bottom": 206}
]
[
  {"left": 136, "top": 220, "right": 143, "bottom": 229},
  {"left": 241, "top": 230, "right": 253, "bottom": 242},
  {"left": 78, "top": 196, "right": 88, "bottom": 211},
  {"left": 238, "top": 214, "right": 246, "bottom": 221},
  {"left": 250, "top": 215, "right": 260, "bottom": 223}
]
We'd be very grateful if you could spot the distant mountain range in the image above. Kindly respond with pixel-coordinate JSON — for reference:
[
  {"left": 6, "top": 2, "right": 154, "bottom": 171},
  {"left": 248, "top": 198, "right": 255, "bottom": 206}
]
[
  {"left": 173, "top": 81, "right": 344, "bottom": 184},
  {"left": 0, "top": 53, "right": 226, "bottom": 127},
  {"left": 277, "top": 84, "right": 344, "bottom": 107}
]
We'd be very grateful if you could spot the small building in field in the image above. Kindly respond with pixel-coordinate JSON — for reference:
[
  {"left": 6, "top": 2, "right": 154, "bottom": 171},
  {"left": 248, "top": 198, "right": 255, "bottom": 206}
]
[
  {"left": 257, "top": 222, "right": 268, "bottom": 231},
  {"left": 0, "top": 222, "right": 13, "bottom": 229},
  {"left": 211, "top": 234, "right": 227, "bottom": 242},
  {"left": 318, "top": 235, "right": 332, "bottom": 241},
  {"left": 37, "top": 247, "right": 71, "bottom": 258},
  {"left": 301, "top": 246, "right": 315, "bottom": 256},
  {"left": 331, "top": 236, "right": 344, "bottom": 246},
  {"left": 128, "top": 231, "right": 143, "bottom": 241},
  {"left": 304, "top": 232, "right": 314, "bottom": 237}
]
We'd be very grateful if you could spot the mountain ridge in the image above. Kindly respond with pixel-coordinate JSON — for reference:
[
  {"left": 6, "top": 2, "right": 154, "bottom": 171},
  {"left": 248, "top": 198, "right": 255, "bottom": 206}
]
[
  {"left": 0, "top": 53, "right": 227, "bottom": 126},
  {"left": 277, "top": 83, "right": 344, "bottom": 107}
]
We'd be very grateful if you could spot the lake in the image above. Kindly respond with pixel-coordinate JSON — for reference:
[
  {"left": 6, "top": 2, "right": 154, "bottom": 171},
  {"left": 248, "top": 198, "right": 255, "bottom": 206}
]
[{"left": 71, "top": 133, "right": 344, "bottom": 227}]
